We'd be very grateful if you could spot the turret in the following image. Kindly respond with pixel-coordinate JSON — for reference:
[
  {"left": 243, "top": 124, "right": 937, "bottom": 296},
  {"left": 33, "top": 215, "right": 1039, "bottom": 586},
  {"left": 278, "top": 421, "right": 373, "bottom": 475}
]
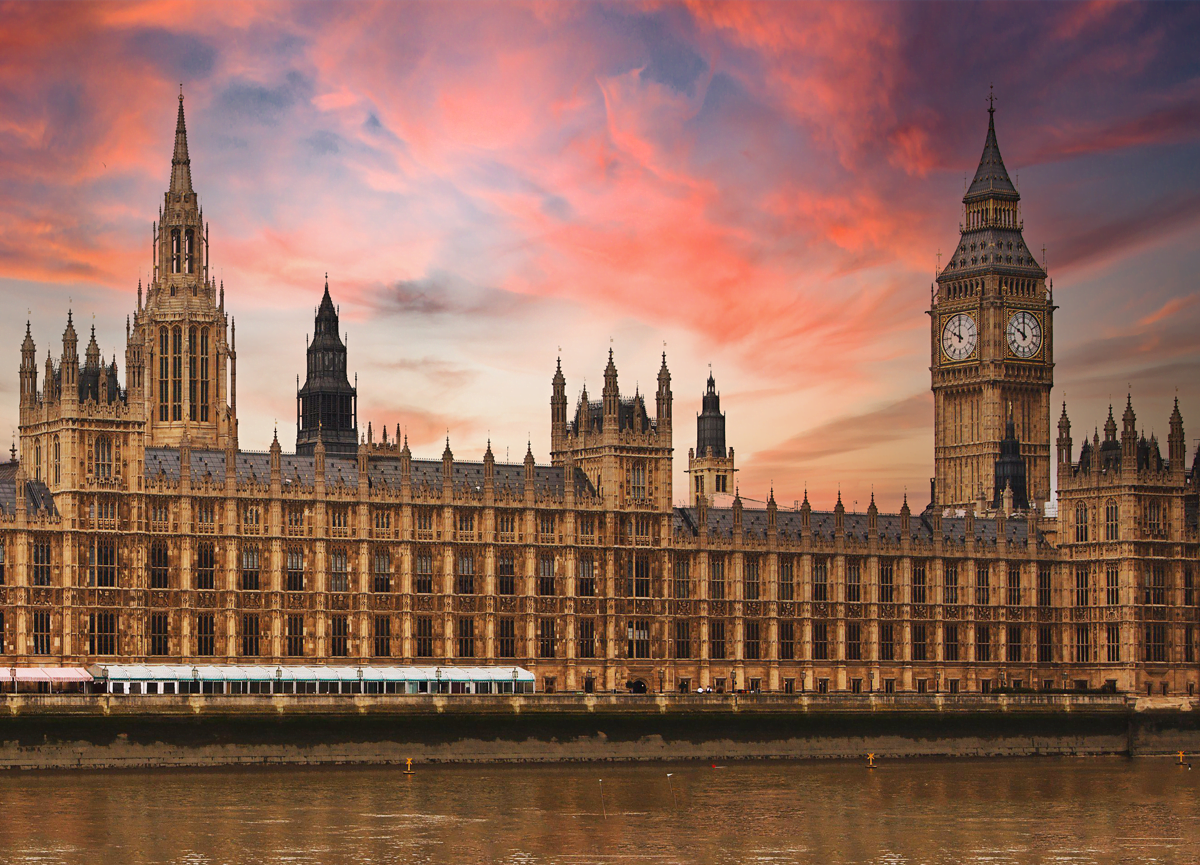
[
  {"left": 1057, "top": 402, "right": 1072, "bottom": 468},
  {"left": 602, "top": 349, "right": 619, "bottom": 420},
  {"left": 442, "top": 436, "right": 454, "bottom": 492},
  {"left": 60, "top": 310, "right": 79, "bottom": 398},
  {"left": 551, "top": 357, "right": 567, "bottom": 453},
  {"left": 19, "top": 322, "right": 36, "bottom": 406},
  {"left": 1169, "top": 397, "right": 1185, "bottom": 475},
  {"left": 656, "top": 352, "right": 671, "bottom": 430},
  {"left": 1121, "top": 394, "right": 1137, "bottom": 466}
]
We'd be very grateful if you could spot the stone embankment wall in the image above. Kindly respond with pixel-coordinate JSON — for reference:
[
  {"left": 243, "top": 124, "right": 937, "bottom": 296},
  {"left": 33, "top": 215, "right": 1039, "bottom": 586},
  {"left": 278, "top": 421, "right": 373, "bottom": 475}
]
[{"left": 1, "top": 694, "right": 1196, "bottom": 770}]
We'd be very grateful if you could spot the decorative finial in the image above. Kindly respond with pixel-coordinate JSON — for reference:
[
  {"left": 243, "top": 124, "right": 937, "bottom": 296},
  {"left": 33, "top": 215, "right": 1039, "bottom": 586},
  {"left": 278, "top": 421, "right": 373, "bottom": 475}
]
[{"left": 988, "top": 83, "right": 995, "bottom": 114}]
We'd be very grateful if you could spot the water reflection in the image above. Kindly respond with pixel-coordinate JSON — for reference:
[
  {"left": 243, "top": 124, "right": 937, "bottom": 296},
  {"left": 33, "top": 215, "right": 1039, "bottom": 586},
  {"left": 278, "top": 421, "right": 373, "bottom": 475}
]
[{"left": 0, "top": 758, "right": 1196, "bottom": 864}]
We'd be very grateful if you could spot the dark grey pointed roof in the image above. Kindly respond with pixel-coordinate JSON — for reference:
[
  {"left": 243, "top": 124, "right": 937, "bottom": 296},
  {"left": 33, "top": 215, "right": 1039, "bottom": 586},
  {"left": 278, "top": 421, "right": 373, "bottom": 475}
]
[{"left": 965, "top": 106, "right": 1017, "bottom": 201}]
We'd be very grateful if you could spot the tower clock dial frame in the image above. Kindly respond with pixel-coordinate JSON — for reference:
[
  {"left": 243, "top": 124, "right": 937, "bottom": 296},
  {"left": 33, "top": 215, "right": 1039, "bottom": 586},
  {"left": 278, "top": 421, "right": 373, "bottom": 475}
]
[
  {"left": 1005, "top": 309, "right": 1043, "bottom": 360},
  {"left": 940, "top": 312, "right": 978, "bottom": 363}
]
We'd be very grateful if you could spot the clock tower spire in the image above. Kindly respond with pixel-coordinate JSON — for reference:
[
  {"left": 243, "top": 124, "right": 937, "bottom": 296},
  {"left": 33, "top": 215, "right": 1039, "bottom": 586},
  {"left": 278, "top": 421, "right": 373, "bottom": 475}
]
[{"left": 930, "top": 98, "right": 1053, "bottom": 511}]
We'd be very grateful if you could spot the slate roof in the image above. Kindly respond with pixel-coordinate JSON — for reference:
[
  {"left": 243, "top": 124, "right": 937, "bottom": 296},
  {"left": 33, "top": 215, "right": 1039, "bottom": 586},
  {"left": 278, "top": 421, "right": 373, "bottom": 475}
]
[
  {"left": 965, "top": 107, "right": 1018, "bottom": 200},
  {"left": 143, "top": 447, "right": 596, "bottom": 497},
  {"left": 673, "top": 506, "right": 1033, "bottom": 546},
  {"left": 0, "top": 462, "right": 59, "bottom": 516}
]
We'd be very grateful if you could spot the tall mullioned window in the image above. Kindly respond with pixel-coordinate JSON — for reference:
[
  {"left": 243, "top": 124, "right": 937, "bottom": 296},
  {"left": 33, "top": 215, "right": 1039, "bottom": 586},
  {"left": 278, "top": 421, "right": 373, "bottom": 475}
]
[
  {"left": 944, "top": 563, "right": 959, "bottom": 605},
  {"left": 242, "top": 614, "right": 260, "bottom": 657},
  {"left": 709, "top": 621, "right": 726, "bottom": 660},
  {"left": 878, "top": 560, "right": 894, "bottom": 604},
  {"left": 373, "top": 616, "right": 391, "bottom": 658},
  {"left": 456, "top": 554, "right": 476, "bottom": 595},
  {"left": 159, "top": 327, "right": 169, "bottom": 421},
  {"left": 1075, "top": 502, "right": 1088, "bottom": 543},
  {"left": 846, "top": 560, "right": 861, "bottom": 603},
  {"left": 32, "top": 541, "right": 52, "bottom": 587},
  {"left": 673, "top": 620, "right": 690, "bottom": 659},
  {"left": 188, "top": 326, "right": 198, "bottom": 421},
  {"left": 414, "top": 551, "right": 434, "bottom": 594},
  {"left": 171, "top": 326, "right": 183, "bottom": 421},
  {"left": 975, "top": 563, "right": 990, "bottom": 605},
  {"left": 578, "top": 556, "right": 596, "bottom": 597},
  {"left": 744, "top": 558, "right": 760, "bottom": 601},
  {"left": 199, "top": 327, "right": 210, "bottom": 422},
  {"left": 149, "top": 541, "right": 169, "bottom": 589},
  {"left": 195, "top": 614, "right": 215, "bottom": 656},
  {"left": 329, "top": 548, "right": 349, "bottom": 592},
  {"left": 497, "top": 618, "right": 516, "bottom": 659},
  {"left": 578, "top": 619, "right": 596, "bottom": 659},
  {"left": 287, "top": 615, "right": 304, "bottom": 657},
  {"left": 240, "top": 546, "right": 260, "bottom": 591},
  {"left": 287, "top": 548, "right": 305, "bottom": 592},
  {"left": 1105, "top": 500, "right": 1119, "bottom": 541},
  {"left": 912, "top": 562, "right": 927, "bottom": 604},
  {"left": 813, "top": 559, "right": 828, "bottom": 602},
  {"left": 329, "top": 615, "right": 348, "bottom": 657},
  {"left": 150, "top": 613, "right": 169, "bottom": 656},
  {"left": 196, "top": 542, "right": 215, "bottom": 590},
  {"left": 744, "top": 621, "right": 761, "bottom": 660},
  {"left": 497, "top": 553, "right": 515, "bottom": 596},
  {"left": 709, "top": 556, "right": 725, "bottom": 600},
  {"left": 373, "top": 550, "right": 391, "bottom": 593},
  {"left": 778, "top": 558, "right": 794, "bottom": 602}
]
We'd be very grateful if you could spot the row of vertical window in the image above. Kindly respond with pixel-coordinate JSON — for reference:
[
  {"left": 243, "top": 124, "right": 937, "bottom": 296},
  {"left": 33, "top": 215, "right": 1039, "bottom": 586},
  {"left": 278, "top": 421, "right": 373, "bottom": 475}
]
[
  {"left": 6, "top": 544, "right": 1195, "bottom": 609},
  {"left": 22, "top": 611, "right": 1194, "bottom": 668},
  {"left": 1075, "top": 499, "right": 1170, "bottom": 542},
  {"left": 157, "top": 325, "right": 210, "bottom": 423}
]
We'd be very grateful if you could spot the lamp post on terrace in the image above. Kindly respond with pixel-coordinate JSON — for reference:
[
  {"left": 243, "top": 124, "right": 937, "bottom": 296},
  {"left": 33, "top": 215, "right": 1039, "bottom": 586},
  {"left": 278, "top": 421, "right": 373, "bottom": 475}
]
[
  {"left": 192, "top": 665, "right": 199, "bottom": 695},
  {"left": 276, "top": 665, "right": 283, "bottom": 695},
  {"left": 357, "top": 666, "right": 364, "bottom": 694},
  {"left": 658, "top": 668, "right": 665, "bottom": 694},
  {"left": 730, "top": 670, "right": 737, "bottom": 695},
  {"left": 585, "top": 668, "right": 594, "bottom": 695},
  {"left": 435, "top": 666, "right": 442, "bottom": 694},
  {"left": 512, "top": 667, "right": 519, "bottom": 695}
]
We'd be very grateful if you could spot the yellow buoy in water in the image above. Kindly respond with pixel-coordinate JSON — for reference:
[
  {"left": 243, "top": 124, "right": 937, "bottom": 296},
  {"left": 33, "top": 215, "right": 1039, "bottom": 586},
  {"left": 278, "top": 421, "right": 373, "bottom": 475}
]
[
  {"left": 866, "top": 753, "right": 876, "bottom": 770},
  {"left": 403, "top": 757, "right": 415, "bottom": 775}
]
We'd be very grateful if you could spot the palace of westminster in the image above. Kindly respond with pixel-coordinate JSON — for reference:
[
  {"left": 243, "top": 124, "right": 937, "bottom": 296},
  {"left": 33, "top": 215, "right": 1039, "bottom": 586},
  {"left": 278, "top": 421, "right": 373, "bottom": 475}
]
[{"left": 0, "top": 95, "right": 1196, "bottom": 696}]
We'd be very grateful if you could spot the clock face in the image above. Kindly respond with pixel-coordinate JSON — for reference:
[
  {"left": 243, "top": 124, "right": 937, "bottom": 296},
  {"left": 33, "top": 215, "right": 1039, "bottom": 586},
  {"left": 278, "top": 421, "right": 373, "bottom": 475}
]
[
  {"left": 941, "top": 313, "right": 977, "bottom": 362},
  {"left": 1006, "top": 310, "right": 1042, "bottom": 358}
]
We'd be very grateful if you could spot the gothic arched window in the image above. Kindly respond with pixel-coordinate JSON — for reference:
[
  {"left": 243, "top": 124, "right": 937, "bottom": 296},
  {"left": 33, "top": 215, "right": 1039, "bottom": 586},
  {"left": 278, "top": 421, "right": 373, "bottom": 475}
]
[
  {"left": 184, "top": 229, "right": 195, "bottom": 274},
  {"left": 171, "top": 326, "right": 183, "bottom": 421},
  {"left": 199, "top": 327, "right": 210, "bottom": 422},
  {"left": 52, "top": 436, "right": 60, "bottom": 485},
  {"left": 188, "top": 326, "right": 198, "bottom": 421},
  {"left": 158, "top": 327, "right": 170, "bottom": 421},
  {"left": 95, "top": 435, "right": 112, "bottom": 480},
  {"left": 170, "top": 228, "right": 181, "bottom": 274},
  {"left": 1075, "top": 502, "right": 1089, "bottom": 543},
  {"left": 1105, "top": 500, "right": 1119, "bottom": 541}
]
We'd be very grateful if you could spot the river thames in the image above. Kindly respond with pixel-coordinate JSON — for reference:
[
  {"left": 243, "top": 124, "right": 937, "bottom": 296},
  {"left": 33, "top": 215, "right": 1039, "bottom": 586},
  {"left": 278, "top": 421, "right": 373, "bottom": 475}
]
[{"left": 0, "top": 758, "right": 1196, "bottom": 864}]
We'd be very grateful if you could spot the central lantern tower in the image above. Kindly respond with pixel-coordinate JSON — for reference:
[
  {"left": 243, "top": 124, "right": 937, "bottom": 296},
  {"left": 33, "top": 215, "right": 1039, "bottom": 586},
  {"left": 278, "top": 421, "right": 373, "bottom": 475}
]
[
  {"left": 127, "top": 92, "right": 235, "bottom": 449},
  {"left": 930, "top": 99, "right": 1054, "bottom": 510}
]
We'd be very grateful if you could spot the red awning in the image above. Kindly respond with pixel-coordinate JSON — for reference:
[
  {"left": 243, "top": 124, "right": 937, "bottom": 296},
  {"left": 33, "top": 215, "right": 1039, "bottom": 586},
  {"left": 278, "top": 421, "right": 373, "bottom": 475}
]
[{"left": 7, "top": 667, "right": 93, "bottom": 683}]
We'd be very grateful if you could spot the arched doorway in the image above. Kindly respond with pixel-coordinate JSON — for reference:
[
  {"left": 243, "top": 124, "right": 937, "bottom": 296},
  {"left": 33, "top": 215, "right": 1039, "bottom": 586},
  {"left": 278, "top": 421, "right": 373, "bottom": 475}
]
[{"left": 628, "top": 679, "right": 648, "bottom": 694}]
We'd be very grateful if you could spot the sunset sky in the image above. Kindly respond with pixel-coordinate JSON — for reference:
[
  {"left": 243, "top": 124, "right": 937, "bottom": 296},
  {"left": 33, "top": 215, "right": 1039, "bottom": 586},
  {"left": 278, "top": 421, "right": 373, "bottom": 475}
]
[{"left": 1, "top": 1, "right": 1198, "bottom": 511}]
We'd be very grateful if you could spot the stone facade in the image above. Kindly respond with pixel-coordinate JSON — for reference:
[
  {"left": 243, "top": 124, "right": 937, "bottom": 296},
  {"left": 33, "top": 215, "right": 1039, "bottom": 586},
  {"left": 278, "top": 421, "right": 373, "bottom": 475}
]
[{"left": 0, "top": 96, "right": 1196, "bottom": 698}]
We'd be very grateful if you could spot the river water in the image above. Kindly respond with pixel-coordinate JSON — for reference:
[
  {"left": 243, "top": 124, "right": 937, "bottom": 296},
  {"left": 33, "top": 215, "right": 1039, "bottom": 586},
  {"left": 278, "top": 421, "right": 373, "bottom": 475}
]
[{"left": 0, "top": 758, "right": 1197, "bottom": 864}]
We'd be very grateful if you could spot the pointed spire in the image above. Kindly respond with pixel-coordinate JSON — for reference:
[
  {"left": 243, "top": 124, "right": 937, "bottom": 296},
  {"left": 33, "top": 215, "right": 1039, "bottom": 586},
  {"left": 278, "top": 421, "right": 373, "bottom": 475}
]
[
  {"left": 965, "top": 92, "right": 1016, "bottom": 200},
  {"left": 85, "top": 324, "right": 100, "bottom": 367},
  {"left": 170, "top": 88, "right": 194, "bottom": 196}
]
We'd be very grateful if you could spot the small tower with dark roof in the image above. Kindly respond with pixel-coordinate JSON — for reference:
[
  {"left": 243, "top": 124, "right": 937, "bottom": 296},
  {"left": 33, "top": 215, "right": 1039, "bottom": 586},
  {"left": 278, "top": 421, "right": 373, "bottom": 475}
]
[
  {"left": 296, "top": 277, "right": 358, "bottom": 455},
  {"left": 686, "top": 370, "right": 735, "bottom": 507}
]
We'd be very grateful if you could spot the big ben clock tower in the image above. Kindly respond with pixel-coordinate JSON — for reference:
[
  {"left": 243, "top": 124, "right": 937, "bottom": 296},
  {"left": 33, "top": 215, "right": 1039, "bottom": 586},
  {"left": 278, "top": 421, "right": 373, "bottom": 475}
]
[{"left": 931, "top": 97, "right": 1053, "bottom": 510}]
